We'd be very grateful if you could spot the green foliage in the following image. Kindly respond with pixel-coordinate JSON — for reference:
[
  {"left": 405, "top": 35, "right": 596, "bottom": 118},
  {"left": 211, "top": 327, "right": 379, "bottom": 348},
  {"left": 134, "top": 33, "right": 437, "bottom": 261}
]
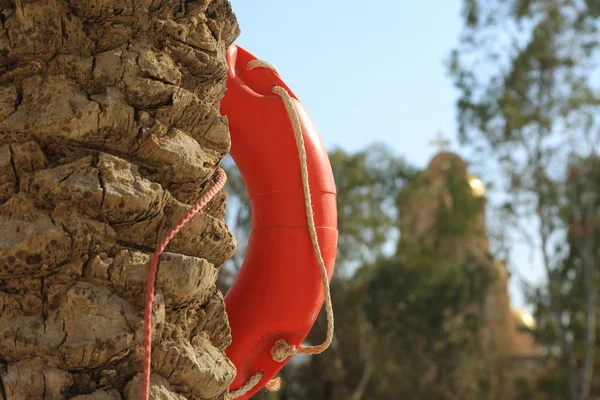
[
  {"left": 357, "top": 167, "right": 493, "bottom": 400},
  {"left": 526, "top": 156, "right": 600, "bottom": 397},
  {"left": 362, "top": 256, "right": 492, "bottom": 400},
  {"left": 327, "top": 143, "right": 415, "bottom": 270},
  {"left": 450, "top": 0, "right": 600, "bottom": 398},
  {"left": 434, "top": 166, "right": 486, "bottom": 241},
  {"left": 281, "top": 156, "right": 495, "bottom": 400},
  {"left": 450, "top": 0, "right": 600, "bottom": 156},
  {"left": 535, "top": 366, "right": 571, "bottom": 400},
  {"left": 287, "top": 278, "right": 373, "bottom": 400},
  {"left": 364, "top": 254, "right": 491, "bottom": 339}
]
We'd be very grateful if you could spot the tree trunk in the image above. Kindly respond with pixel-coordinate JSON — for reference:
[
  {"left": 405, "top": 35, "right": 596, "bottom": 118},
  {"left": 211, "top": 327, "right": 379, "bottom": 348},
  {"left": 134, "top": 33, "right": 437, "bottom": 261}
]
[
  {"left": 0, "top": 0, "right": 240, "bottom": 399},
  {"left": 579, "top": 236, "right": 596, "bottom": 400}
]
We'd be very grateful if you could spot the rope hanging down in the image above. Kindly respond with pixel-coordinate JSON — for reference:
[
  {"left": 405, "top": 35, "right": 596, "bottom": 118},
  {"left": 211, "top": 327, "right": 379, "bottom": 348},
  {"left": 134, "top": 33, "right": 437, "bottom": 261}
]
[
  {"left": 141, "top": 58, "right": 334, "bottom": 400},
  {"left": 269, "top": 84, "right": 334, "bottom": 359},
  {"left": 141, "top": 170, "right": 227, "bottom": 400}
]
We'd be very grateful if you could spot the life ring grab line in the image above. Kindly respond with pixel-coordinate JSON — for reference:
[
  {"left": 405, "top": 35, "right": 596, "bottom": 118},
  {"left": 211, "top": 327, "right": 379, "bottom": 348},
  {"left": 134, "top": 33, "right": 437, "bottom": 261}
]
[
  {"left": 225, "top": 62, "right": 335, "bottom": 399},
  {"left": 141, "top": 169, "right": 227, "bottom": 400}
]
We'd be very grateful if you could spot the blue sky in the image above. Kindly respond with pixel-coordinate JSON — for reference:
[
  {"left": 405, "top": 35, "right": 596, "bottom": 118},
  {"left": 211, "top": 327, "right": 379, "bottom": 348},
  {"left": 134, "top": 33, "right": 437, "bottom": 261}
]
[
  {"left": 228, "top": 0, "right": 537, "bottom": 310},
  {"left": 229, "top": 0, "right": 462, "bottom": 161}
]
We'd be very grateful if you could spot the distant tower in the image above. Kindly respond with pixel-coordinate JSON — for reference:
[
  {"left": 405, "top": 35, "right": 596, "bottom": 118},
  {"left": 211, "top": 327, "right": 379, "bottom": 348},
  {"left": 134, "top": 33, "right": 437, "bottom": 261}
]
[
  {"left": 400, "top": 131, "right": 487, "bottom": 254},
  {"left": 398, "top": 142, "right": 541, "bottom": 396}
]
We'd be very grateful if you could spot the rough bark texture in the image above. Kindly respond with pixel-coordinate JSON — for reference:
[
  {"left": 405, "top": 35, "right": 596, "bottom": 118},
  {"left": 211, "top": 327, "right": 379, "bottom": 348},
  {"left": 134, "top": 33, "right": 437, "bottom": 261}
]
[{"left": 0, "top": 1, "right": 240, "bottom": 398}]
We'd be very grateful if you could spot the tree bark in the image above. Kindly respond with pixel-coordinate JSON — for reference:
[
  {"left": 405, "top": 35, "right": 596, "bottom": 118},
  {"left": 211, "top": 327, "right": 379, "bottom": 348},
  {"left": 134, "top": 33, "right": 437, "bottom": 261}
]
[{"left": 0, "top": 0, "right": 240, "bottom": 398}]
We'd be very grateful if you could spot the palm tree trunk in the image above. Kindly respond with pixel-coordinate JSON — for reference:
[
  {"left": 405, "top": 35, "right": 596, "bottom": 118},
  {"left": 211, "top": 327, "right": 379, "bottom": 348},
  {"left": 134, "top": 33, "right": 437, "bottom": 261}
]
[{"left": 0, "top": 0, "right": 240, "bottom": 398}]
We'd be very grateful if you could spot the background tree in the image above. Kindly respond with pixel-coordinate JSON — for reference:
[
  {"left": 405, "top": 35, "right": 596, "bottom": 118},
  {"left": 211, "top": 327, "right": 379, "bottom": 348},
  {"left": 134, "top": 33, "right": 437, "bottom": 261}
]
[
  {"left": 449, "top": 1, "right": 600, "bottom": 398},
  {"left": 356, "top": 161, "right": 493, "bottom": 400},
  {"left": 530, "top": 156, "right": 600, "bottom": 399}
]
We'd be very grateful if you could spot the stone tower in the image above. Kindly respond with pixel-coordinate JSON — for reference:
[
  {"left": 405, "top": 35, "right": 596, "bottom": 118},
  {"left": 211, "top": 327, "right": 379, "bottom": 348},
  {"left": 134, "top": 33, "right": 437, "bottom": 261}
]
[
  {"left": 399, "top": 150, "right": 541, "bottom": 397},
  {"left": 399, "top": 151, "right": 487, "bottom": 255}
]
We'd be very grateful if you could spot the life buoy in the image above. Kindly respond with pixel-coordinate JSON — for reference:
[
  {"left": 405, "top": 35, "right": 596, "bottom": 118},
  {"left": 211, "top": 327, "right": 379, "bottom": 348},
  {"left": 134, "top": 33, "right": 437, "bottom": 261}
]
[{"left": 221, "top": 45, "right": 338, "bottom": 399}]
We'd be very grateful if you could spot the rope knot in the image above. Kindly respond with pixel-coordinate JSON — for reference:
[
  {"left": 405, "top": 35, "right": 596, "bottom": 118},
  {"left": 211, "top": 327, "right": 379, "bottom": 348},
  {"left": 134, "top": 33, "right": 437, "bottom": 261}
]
[
  {"left": 225, "top": 375, "right": 281, "bottom": 400},
  {"left": 265, "top": 377, "right": 282, "bottom": 392},
  {"left": 271, "top": 339, "right": 297, "bottom": 362}
]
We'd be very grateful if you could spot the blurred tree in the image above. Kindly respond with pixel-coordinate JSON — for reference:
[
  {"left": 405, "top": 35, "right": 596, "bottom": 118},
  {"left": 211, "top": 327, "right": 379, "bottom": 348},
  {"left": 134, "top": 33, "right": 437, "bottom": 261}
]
[
  {"left": 528, "top": 156, "right": 600, "bottom": 399},
  {"left": 359, "top": 161, "right": 493, "bottom": 400},
  {"left": 287, "top": 153, "right": 494, "bottom": 400},
  {"left": 286, "top": 278, "right": 374, "bottom": 400},
  {"left": 361, "top": 255, "right": 492, "bottom": 400},
  {"left": 328, "top": 143, "right": 415, "bottom": 271},
  {"left": 449, "top": 1, "right": 600, "bottom": 398}
]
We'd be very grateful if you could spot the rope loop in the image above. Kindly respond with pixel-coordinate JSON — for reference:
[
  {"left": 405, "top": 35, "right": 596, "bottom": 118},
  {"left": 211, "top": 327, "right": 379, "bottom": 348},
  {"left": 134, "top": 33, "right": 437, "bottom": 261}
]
[{"left": 142, "top": 169, "right": 227, "bottom": 400}]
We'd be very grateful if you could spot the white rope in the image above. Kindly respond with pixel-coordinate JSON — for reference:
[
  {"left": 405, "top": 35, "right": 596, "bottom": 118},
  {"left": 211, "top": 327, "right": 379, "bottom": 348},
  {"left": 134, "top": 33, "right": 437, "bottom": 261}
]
[
  {"left": 225, "top": 372, "right": 263, "bottom": 400},
  {"left": 247, "top": 59, "right": 279, "bottom": 75},
  {"left": 270, "top": 84, "right": 334, "bottom": 360}
]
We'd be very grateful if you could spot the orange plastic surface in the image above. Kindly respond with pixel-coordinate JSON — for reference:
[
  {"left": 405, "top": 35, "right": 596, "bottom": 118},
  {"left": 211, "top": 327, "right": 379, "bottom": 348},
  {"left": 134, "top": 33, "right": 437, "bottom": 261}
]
[{"left": 221, "top": 45, "right": 338, "bottom": 399}]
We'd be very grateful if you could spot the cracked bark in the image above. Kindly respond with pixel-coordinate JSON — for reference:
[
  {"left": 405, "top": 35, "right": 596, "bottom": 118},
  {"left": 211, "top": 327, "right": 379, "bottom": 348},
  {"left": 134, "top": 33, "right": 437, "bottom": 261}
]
[{"left": 0, "top": 1, "right": 240, "bottom": 399}]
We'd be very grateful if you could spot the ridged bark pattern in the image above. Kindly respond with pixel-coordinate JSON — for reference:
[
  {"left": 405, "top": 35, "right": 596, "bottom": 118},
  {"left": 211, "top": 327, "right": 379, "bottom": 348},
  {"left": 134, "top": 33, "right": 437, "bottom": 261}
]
[{"left": 0, "top": 1, "right": 240, "bottom": 398}]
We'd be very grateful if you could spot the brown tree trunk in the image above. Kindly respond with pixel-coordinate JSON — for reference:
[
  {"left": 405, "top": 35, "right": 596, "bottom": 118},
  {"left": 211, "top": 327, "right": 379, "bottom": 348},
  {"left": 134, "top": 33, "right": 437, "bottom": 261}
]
[{"left": 0, "top": 0, "right": 240, "bottom": 398}]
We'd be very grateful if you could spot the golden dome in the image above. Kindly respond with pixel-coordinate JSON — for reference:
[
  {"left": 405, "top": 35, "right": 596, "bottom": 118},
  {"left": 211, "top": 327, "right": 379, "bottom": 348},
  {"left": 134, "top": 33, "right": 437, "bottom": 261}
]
[
  {"left": 513, "top": 309, "right": 536, "bottom": 330},
  {"left": 468, "top": 175, "right": 485, "bottom": 197}
]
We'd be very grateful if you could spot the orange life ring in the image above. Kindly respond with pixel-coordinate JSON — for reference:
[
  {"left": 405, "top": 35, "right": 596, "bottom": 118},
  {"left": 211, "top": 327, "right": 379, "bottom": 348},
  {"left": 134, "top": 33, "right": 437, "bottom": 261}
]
[{"left": 221, "top": 45, "right": 338, "bottom": 398}]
